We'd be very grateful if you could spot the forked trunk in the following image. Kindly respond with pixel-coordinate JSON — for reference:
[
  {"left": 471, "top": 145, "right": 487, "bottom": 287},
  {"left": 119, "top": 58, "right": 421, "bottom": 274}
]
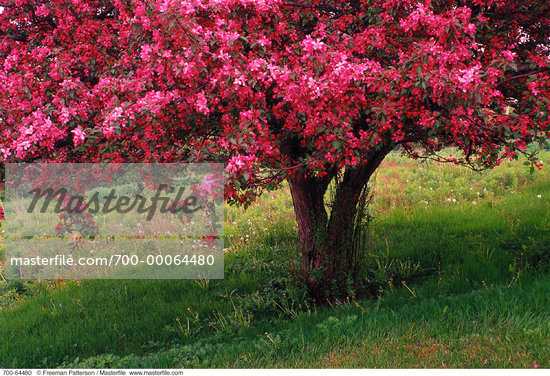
[{"left": 287, "top": 152, "right": 389, "bottom": 302}]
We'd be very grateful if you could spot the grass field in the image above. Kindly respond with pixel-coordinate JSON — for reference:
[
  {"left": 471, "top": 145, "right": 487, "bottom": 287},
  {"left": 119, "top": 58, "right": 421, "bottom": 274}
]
[{"left": 0, "top": 151, "right": 549, "bottom": 368}]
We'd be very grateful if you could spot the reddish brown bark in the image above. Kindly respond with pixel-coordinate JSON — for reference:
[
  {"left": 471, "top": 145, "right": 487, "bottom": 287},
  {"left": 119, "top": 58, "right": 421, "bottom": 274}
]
[{"left": 288, "top": 151, "right": 389, "bottom": 301}]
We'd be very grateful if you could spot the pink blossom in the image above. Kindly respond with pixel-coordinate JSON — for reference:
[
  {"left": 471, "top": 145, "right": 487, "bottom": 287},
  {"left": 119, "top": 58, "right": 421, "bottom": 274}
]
[
  {"left": 104, "top": 107, "right": 124, "bottom": 125},
  {"left": 302, "top": 36, "right": 326, "bottom": 54},
  {"left": 58, "top": 108, "right": 71, "bottom": 125},
  {"left": 199, "top": 174, "right": 221, "bottom": 196},
  {"left": 502, "top": 50, "right": 516, "bottom": 62},
  {"left": 195, "top": 91, "right": 210, "bottom": 115},
  {"left": 456, "top": 63, "right": 482, "bottom": 92},
  {"left": 71, "top": 128, "right": 86, "bottom": 146},
  {"left": 140, "top": 45, "right": 153, "bottom": 62},
  {"left": 35, "top": 5, "right": 50, "bottom": 17},
  {"left": 0, "top": 147, "right": 11, "bottom": 162},
  {"left": 102, "top": 126, "right": 116, "bottom": 139}
]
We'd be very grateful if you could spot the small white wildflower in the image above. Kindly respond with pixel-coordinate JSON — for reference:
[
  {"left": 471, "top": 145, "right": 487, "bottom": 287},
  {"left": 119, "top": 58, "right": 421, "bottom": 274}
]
[
  {"left": 452, "top": 198, "right": 457, "bottom": 203},
  {"left": 472, "top": 201, "right": 477, "bottom": 205},
  {"left": 537, "top": 194, "right": 542, "bottom": 199}
]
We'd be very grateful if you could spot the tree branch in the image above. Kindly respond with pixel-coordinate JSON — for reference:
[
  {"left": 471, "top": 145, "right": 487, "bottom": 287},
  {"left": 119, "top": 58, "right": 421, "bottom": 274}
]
[
  {"left": 95, "top": 6, "right": 117, "bottom": 20},
  {"left": 498, "top": 67, "right": 550, "bottom": 86},
  {"left": 282, "top": 2, "right": 343, "bottom": 13}
]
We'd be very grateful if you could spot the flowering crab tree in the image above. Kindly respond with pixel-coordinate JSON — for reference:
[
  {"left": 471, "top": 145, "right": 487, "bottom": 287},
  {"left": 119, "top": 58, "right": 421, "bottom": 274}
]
[{"left": 1, "top": 0, "right": 549, "bottom": 299}]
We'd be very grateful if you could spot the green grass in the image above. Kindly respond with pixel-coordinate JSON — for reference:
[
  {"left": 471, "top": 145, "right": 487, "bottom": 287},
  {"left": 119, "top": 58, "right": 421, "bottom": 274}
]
[
  {"left": 367, "top": 179, "right": 550, "bottom": 291},
  {"left": 0, "top": 151, "right": 549, "bottom": 368},
  {"left": 48, "top": 277, "right": 550, "bottom": 368}
]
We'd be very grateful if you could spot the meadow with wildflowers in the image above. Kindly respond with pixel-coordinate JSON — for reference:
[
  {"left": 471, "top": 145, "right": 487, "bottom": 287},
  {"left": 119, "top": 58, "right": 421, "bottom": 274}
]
[{"left": 0, "top": 150, "right": 549, "bottom": 368}]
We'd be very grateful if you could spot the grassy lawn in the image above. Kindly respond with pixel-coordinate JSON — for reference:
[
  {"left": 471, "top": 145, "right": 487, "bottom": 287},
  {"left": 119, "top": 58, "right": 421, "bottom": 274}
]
[{"left": 0, "top": 151, "right": 549, "bottom": 368}]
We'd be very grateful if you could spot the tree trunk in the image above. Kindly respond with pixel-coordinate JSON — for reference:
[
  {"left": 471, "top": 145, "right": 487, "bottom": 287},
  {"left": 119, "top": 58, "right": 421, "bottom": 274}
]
[{"left": 287, "top": 151, "right": 389, "bottom": 302}]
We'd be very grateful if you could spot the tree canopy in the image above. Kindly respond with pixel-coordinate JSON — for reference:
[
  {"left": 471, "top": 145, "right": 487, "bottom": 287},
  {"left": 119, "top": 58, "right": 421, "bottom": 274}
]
[{"left": 1, "top": 0, "right": 548, "bottom": 195}]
